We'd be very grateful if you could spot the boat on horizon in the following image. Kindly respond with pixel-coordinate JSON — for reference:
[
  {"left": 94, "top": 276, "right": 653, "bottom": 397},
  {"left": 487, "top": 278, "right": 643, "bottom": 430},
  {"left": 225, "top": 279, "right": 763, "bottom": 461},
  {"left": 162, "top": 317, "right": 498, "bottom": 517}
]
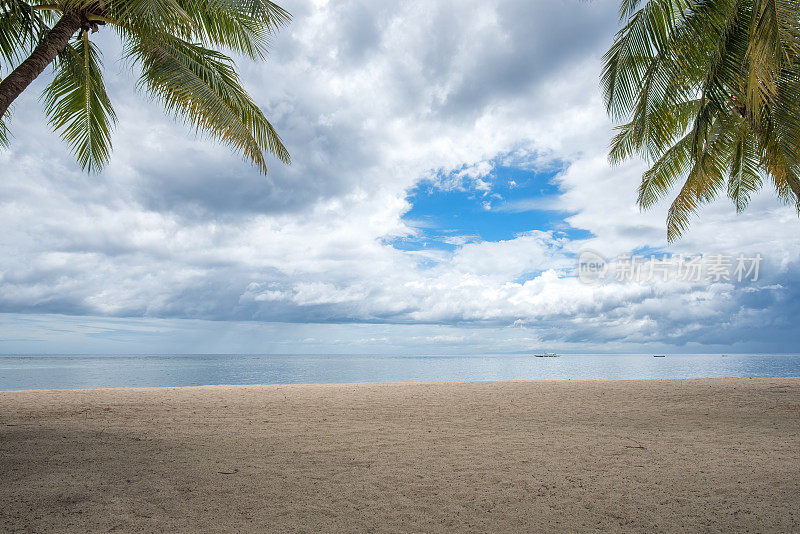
[
  {"left": 653, "top": 354, "right": 666, "bottom": 358},
  {"left": 534, "top": 352, "right": 559, "bottom": 358}
]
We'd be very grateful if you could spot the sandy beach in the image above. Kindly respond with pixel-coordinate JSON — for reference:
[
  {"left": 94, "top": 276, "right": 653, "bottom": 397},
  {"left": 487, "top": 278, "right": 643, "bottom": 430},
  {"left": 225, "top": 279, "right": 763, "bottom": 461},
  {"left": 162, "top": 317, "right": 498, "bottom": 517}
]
[{"left": 1, "top": 378, "right": 798, "bottom": 532}]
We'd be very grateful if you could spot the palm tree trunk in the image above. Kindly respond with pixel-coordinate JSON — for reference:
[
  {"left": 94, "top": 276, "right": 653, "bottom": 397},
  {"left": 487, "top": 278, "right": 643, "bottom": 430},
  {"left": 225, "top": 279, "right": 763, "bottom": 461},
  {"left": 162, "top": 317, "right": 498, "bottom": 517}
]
[{"left": 0, "top": 11, "right": 81, "bottom": 119}]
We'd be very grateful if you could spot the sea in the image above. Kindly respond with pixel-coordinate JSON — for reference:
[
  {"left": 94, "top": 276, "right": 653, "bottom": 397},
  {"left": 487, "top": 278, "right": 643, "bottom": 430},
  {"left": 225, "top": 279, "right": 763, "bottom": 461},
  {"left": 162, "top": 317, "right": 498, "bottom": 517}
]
[{"left": 0, "top": 353, "right": 798, "bottom": 391}]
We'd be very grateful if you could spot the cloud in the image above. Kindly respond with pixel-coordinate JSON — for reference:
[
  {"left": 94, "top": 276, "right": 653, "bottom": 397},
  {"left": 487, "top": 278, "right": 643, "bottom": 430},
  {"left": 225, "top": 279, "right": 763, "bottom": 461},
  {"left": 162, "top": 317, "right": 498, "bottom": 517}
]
[{"left": 0, "top": 0, "right": 799, "bottom": 353}]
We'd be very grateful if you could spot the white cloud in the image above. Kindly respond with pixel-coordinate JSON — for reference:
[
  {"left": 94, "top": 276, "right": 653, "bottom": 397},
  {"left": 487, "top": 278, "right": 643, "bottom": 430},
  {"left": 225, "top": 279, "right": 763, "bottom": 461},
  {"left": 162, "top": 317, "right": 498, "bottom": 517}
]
[{"left": 0, "top": 0, "right": 798, "bottom": 352}]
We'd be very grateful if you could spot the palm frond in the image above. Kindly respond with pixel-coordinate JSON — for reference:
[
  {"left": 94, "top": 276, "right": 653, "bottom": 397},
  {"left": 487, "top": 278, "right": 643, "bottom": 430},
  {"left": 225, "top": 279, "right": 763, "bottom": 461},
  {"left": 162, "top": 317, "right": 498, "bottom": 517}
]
[
  {"left": 606, "top": 0, "right": 800, "bottom": 238},
  {"left": 638, "top": 129, "right": 694, "bottom": 208},
  {"left": 601, "top": 0, "right": 693, "bottom": 121},
  {"left": 63, "top": 0, "right": 193, "bottom": 30},
  {"left": 727, "top": 121, "right": 762, "bottom": 211},
  {"left": 41, "top": 34, "right": 117, "bottom": 172},
  {"left": 176, "top": 0, "right": 291, "bottom": 59},
  {"left": 665, "top": 114, "right": 733, "bottom": 240},
  {"left": 0, "top": 109, "right": 10, "bottom": 147},
  {"left": 124, "top": 30, "right": 289, "bottom": 174},
  {"left": 0, "top": 0, "right": 50, "bottom": 70},
  {"left": 666, "top": 172, "right": 702, "bottom": 241},
  {"left": 0, "top": 0, "right": 291, "bottom": 173},
  {"left": 744, "top": 0, "right": 782, "bottom": 122}
]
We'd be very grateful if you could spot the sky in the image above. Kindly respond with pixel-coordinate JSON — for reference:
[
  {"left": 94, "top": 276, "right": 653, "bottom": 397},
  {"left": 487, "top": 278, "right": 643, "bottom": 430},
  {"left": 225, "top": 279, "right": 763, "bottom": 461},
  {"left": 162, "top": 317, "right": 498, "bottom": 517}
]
[{"left": 1, "top": 0, "right": 799, "bottom": 354}]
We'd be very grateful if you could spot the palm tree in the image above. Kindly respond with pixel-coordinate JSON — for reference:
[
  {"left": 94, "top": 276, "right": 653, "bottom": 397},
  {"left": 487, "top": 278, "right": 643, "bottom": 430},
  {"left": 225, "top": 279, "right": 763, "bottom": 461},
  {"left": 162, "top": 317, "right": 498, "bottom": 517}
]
[
  {"left": 602, "top": 0, "right": 800, "bottom": 240},
  {"left": 0, "top": 0, "right": 290, "bottom": 172}
]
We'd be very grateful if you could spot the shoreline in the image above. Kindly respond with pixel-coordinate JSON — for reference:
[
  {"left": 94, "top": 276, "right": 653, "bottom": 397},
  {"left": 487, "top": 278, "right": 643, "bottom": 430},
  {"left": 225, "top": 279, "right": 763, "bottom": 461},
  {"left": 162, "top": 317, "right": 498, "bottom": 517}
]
[
  {"left": 3, "top": 374, "right": 799, "bottom": 393},
  {"left": 3, "top": 377, "right": 799, "bottom": 532}
]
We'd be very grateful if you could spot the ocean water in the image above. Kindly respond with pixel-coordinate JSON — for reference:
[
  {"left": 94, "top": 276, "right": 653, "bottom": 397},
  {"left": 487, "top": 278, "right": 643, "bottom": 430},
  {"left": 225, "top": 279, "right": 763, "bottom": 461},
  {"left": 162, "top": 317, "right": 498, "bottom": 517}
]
[{"left": 0, "top": 353, "right": 798, "bottom": 391}]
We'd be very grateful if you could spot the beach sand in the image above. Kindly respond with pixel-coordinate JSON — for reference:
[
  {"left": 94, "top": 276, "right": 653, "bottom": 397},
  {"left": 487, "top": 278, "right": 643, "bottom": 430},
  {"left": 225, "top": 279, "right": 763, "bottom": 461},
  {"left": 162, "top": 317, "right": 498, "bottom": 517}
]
[{"left": 1, "top": 378, "right": 798, "bottom": 532}]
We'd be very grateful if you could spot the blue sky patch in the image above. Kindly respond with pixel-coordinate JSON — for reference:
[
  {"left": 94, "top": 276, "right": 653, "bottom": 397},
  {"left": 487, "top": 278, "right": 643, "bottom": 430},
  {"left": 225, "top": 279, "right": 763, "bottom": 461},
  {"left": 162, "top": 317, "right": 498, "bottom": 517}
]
[{"left": 392, "top": 161, "right": 589, "bottom": 252}]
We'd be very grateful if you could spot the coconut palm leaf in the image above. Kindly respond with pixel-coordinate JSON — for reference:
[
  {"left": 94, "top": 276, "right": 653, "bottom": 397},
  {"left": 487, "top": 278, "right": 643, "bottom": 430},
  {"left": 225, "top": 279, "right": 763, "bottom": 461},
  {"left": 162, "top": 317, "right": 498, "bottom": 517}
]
[
  {"left": 727, "top": 123, "right": 762, "bottom": 212},
  {"left": 0, "top": 0, "right": 290, "bottom": 174},
  {"left": 124, "top": 31, "right": 289, "bottom": 173},
  {"left": 175, "top": 0, "right": 291, "bottom": 59},
  {"left": 41, "top": 34, "right": 116, "bottom": 171},
  {"left": 638, "top": 129, "right": 694, "bottom": 208},
  {"left": 0, "top": 111, "right": 9, "bottom": 146},
  {"left": 0, "top": 0, "right": 50, "bottom": 68},
  {"left": 665, "top": 114, "right": 733, "bottom": 239},
  {"left": 605, "top": 0, "right": 800, "bottom": 240}
]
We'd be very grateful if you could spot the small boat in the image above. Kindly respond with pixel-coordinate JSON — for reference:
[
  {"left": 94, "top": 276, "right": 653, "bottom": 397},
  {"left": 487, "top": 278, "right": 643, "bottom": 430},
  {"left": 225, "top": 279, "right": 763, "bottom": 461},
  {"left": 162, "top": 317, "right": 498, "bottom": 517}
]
[
  {"left": 534, "top": 352, "right": 559, "bottom": 358},
  {"left": 721, "top": 354, "right": 728, "bottom": 357},
  {"left": 653, "top": 354, "right": 666, "bottom": 358}
]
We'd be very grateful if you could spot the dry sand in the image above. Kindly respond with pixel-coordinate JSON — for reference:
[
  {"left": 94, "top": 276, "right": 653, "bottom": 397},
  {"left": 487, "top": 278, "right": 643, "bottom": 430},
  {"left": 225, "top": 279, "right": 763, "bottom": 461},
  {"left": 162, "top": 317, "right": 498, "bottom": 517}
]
[{"left": 1, "top": 378, "right": 799, "bottom": 532}]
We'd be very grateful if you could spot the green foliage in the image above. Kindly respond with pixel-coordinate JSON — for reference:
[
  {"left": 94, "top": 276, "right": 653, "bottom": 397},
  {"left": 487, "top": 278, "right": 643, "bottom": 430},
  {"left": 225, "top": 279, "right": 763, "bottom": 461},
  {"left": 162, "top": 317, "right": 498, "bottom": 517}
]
[
  {"left": 0, "top": 111, "right": 9, "bottom": 146},
  {"left": 603, "top": 0, "right": 800, "bottom": 240},
  {"left": 42, "top": 35, "right": 116, "bottom": 171},
  {"left": 0, "top": 0, "right": 290, "bottom": 172},
  {"left": 0, "top": 1, "right": 52, "bottom": 68}
]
